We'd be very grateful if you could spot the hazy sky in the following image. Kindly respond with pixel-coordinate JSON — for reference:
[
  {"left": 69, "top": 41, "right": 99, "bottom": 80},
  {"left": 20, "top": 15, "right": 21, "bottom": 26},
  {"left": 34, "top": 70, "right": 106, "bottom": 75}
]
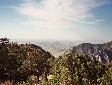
[{"left": 0, "top": 0, "right": 112, "bottom": 41}]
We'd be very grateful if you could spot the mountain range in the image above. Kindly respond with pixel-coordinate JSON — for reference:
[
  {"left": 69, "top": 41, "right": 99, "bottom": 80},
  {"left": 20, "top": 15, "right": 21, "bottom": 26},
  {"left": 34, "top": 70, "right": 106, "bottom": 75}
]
[{"left": 65, "top": 41, "right": 112, "bottom": 63}]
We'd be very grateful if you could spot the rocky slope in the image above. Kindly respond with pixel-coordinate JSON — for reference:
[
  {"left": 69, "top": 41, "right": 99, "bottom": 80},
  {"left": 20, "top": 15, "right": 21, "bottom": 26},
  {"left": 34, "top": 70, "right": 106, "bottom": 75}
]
[{"left": 65, "top": 41, "right": 112, "bottom": 63}]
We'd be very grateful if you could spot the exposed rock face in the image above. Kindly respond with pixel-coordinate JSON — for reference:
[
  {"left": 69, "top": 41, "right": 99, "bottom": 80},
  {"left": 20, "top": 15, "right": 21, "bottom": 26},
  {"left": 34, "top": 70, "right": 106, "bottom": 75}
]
[{"left": 65, "top": 41, "right": 112, "bottom": 63}]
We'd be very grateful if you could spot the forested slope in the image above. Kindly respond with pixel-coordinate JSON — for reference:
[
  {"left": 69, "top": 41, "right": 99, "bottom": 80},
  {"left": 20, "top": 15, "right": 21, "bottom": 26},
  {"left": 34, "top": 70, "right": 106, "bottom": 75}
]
[{"left": 0, "top": 38, "right": 112, "bottom": 85}]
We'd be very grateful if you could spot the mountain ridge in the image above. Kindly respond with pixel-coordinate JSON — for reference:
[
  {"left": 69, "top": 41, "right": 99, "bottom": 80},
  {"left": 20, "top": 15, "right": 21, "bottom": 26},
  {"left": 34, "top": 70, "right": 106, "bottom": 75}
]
[{"left": 65, "top": 41, "right": 112, "bottom": 63}]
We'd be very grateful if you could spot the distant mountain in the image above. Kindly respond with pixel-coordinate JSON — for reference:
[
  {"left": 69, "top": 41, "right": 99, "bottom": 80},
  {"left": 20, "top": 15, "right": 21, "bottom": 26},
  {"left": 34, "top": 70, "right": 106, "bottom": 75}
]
[
  {"left": 35, "top": 41, "right": 80, "bottom": 57},
  {"left": 14, "top": 39, "right": 106, "bottom": 57},
  {"left": 65, "top": 41, "right": 112, "bottom": 63}
]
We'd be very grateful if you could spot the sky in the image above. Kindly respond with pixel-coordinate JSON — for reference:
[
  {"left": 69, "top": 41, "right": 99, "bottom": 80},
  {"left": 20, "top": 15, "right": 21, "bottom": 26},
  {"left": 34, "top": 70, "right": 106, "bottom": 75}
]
[{"left": 0, "top": 0, "right": 112, "bottom": 42}]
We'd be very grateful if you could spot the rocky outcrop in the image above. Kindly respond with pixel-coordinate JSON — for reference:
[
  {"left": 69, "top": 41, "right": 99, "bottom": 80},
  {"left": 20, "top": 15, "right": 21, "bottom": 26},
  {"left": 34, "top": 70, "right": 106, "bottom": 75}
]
[{"left": 65, "top": 41, "right": 112, "bottom": 63}]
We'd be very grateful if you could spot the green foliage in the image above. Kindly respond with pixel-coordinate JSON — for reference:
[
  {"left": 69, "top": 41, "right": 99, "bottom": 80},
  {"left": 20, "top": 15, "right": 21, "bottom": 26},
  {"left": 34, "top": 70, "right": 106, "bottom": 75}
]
[
  {"left": 23, "top": 81, "right": 31, "bottom": 85},
  {"left": 0, "top": 38, "right": 112, "bottom": 85},
  {"left": 0, "top": 38, "right": 54, "bottom": 83},
  {"left": 45, "top": 53, "right": 110, "bottom": 85},
  {"left": 98, "top": 63, "right": 112, "bottom": 85}
]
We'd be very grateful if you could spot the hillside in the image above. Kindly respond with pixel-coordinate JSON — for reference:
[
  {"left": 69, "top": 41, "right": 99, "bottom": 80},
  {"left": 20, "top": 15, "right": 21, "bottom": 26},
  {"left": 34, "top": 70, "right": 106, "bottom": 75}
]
[
  {"left": 65, "top": 41, "right": 112, "bottom": 63},
  {"left": 0, "top": 38, "right": 54, "bottom": 83},
  {"left": 0, "top": 38, "right": 112, "bottom": 85}
]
